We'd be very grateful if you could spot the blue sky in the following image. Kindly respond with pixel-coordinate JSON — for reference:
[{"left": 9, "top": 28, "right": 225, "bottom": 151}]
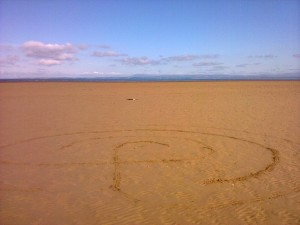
[{"left": 0, "top": 0, "right": 299, "bottom": 78}]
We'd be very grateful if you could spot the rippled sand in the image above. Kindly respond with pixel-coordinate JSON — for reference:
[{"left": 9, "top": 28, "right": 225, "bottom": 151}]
[{"left": 0, "top": 81, "right": 300, "bottom": 224}]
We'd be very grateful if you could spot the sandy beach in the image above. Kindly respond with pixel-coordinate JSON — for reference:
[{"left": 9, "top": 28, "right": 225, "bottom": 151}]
[{"left": 0, "top": 81, "right": 299, "bottom": 224}]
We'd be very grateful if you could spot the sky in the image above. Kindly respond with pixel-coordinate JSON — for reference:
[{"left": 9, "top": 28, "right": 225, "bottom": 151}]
[{"left": 0, "top": 0, "right": 299, "bottom": 78}]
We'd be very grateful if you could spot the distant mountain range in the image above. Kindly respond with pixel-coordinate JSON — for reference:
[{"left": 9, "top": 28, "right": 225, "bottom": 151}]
[{"left": 1, "top": 73, "right": 299, "bottom": 82}]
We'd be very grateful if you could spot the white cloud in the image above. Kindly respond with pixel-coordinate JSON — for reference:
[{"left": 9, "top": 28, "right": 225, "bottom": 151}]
[
  {"left": 38, "top": 59, "right": 61, "bottom": 66},
  {"left": 117, "top": 54, "right": 220, "bottom": 66},
  {"left": 120, "top": 57, "right": 160, "bottom": 65},
  {"left": 21, "top": 41, "right": 77, "bottom": 66},
  {"left": 92, "top": 51, "right": 127, "bottom": 57},
  {"left": 82, "top": 71, "right": 124, "bottom": 76},
  {"left": 165, "top": 54, "right": 200, "bottom": 61}
]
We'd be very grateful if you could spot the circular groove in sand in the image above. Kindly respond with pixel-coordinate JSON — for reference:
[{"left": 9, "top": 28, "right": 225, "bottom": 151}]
[
  {"left": 2, "top": 127, "right": 299, "bottom": 210},
  {"left": 0, "top": 129, "right": 281, "bottom": 188}
]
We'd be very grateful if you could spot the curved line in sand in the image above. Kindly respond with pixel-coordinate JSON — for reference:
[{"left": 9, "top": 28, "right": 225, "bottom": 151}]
[
  {"left": 0, "top": 129, "right": 280, "bottom": 186},
  {"left": 1, "top": 127, "right": 297, "bottom": 207}
]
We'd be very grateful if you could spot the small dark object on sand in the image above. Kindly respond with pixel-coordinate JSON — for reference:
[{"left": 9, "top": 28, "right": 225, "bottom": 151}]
[{"left": 126, "top": 98, "right": 138, "bottom": 101}]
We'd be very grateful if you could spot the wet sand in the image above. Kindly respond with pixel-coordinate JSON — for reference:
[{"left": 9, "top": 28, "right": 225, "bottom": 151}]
[{"left": 0, "top": 81, "right": 300, "bottom": 224}]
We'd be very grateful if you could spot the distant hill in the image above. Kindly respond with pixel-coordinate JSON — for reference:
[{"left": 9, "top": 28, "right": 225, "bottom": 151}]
[{"left": 1, "top": 73, "right": 299, "bottom": 82}]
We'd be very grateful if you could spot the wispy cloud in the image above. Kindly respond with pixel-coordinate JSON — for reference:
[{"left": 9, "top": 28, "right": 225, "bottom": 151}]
[
  {"left": 248, "top": 54, "right": 276, "bottom": 59},
  {"left": 118, "top": 54, "right": 220, "bottom": 66},
  {"left": 21, "top": 41, "right": 77, "bottom": 66},
  {"left": 77, "top": 44, "right": 89, "bottom": 50},
  {"left": 92, "top": 51, "right": 127, "bottom": 57},
  {"left": 120, "top": 57, "right": 160, "bottom": 65},
  {"left": 236, "top": 63, "right": 261, "bottom": 67},
  {"left": 213, "top": 65, "right": 228, "bottom": 70},
  {"left": 163, "top": 54, "right": 219, "bottom": 62},
  {"left": 0, "top": 44, "right": 14, "bottom": 52},
  {"left": 38, "top": 59, "right": 61, "bottom": 66},
  {"left": 293, "top": 54, "right": 300, "bottom": 58},
  {"left": 193, "top": 62, "right": 223, "bottom": 67},
  {"left": 164, "top": 54, "right": 200, "bottom": 62},
  {"left": 0, "top": 55, "right": 19, "bottom": 66},
  {"left": 99, "top": 44, "right": 111, "bottom": 49},
  {"left": 84, "top": 71, "right": 123, "bottom": 75},
  {"left": 199, "top": 54, "right": 219, "bottom": 59},
  {"left": 236, "top": 64, "right": 249, "bottom": 68}
]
